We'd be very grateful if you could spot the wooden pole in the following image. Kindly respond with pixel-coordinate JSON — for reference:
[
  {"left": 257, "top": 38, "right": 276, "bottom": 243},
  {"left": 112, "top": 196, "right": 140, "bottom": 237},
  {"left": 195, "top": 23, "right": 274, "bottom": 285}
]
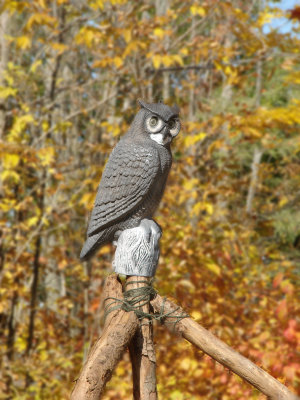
[
  {"left": 71, "top": 274, "right": 139, "bottom": 400},
  {"left": 127, "top": 276, "right": 157, "bottom": 400},
  {"left": 151, "top": 293, "right": 299, "bottom": 400}
]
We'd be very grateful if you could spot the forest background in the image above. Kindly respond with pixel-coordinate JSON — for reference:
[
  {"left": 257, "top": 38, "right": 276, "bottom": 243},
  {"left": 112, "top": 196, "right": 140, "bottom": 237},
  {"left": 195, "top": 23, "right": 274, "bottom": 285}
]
[{"left": 0, "top": 0, "right": 299, "bottom": 399}]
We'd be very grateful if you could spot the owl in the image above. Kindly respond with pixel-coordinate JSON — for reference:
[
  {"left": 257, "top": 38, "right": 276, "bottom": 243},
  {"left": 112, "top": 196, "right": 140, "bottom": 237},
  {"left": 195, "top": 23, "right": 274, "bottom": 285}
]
[{"left": 80, "top": 100, "right": 181, "bottom": 260}]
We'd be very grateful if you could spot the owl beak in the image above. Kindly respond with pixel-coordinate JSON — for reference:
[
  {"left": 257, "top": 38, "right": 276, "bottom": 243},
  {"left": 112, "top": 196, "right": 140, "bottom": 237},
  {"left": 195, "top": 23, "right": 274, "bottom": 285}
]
[{"left": 162, "top": 125, "right": 172, "bottom": 143}]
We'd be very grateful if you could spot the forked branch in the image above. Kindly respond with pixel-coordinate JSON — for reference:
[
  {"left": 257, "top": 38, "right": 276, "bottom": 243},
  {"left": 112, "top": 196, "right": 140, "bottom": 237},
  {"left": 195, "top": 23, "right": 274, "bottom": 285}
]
[
  {"left": 128, "top": 276, "right": 157, "bottom": 400},
  {"left": 71, "top": 275, "right": 139, "bottom": 400}
]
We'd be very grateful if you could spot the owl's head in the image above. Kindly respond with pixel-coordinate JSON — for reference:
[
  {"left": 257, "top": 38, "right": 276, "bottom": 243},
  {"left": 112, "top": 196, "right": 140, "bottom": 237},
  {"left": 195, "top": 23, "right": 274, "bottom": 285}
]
[{"left": 137, "top": 100, "right": 181, "bottom": 146}]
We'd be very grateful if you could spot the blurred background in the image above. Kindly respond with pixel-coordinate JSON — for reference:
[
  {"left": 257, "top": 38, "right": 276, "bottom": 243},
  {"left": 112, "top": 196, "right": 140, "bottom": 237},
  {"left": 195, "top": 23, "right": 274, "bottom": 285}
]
[{"left": 0, "top": 0, "right": 299, "bottom": 398}]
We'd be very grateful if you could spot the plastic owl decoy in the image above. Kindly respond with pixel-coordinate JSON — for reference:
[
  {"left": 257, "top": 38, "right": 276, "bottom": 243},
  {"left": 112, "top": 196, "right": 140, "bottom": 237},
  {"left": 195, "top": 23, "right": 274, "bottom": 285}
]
[{"left": 80, "top": 100, "right": 181, "bottom": 260}]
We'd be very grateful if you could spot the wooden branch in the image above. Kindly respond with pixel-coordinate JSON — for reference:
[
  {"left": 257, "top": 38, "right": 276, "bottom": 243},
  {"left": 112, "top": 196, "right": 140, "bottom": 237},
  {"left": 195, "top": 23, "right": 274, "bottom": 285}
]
[
  {"left": 151, "top": 294, "right": 299, "bottom": 400},
  {"left": 147, "top": 64, "right": 214, "bottom": 74},
  {"left": 128, "top": 276, "right": 157, "bottom": 400},
  {"left": 71, "top": 274, "right": 139, "bottom": 400}
]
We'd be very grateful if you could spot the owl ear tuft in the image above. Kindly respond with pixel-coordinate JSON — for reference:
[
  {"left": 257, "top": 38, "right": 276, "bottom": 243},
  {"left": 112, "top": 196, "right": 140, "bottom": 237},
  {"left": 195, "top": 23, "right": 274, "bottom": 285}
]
[
  {"left": 138, "top": 99, "right": 147, "bottom": 109},
  {"left": 171, "top": 104, "right": 180, "bottom": 115}
]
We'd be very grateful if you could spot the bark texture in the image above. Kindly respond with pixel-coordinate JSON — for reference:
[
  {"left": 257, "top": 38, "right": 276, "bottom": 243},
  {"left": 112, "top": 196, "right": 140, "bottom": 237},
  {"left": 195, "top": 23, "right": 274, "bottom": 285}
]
[
  {"left": 71, "top": 275, "right": 139, "bottom": 400},
  {"left": 151, "top": 293, "right": 299, "bottom": 400},
  {"left": 128, "top": 276, "right": 157, "bottom": 400}
]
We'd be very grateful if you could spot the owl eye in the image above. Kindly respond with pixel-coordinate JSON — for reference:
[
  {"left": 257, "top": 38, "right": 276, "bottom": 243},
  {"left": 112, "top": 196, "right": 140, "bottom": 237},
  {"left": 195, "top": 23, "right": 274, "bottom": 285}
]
[
  {"left": 168, "top": 119, "right": 176, "bottom": 129},
  {"left": 150, "top": 116, "right": 158, "bottom": 127},
  {"left": 146, "top": 115, "right": 164, "bottom": 133},
  {"left": 169, "top": 119, "right": 181, "bottom": 137}
]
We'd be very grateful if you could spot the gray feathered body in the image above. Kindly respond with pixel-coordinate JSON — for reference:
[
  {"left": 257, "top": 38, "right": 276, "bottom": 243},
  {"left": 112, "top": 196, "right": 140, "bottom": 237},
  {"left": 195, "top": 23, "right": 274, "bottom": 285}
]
[{"left": 80, "top": 101, "right": 180, "bottom": 260}]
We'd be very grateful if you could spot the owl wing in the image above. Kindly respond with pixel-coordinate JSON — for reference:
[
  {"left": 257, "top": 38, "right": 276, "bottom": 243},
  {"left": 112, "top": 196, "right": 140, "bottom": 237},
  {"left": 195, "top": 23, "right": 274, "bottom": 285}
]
[{"left": 87, "top": 141, "right": 160, "bottom": 237}]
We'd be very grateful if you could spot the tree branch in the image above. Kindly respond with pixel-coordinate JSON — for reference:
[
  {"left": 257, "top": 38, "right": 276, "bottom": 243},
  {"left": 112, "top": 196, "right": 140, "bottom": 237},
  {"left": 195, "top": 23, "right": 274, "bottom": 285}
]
[
  {"left": 71, "top": 274, "right": 139, "bottom": 400},
  {"left": 151, "top": 293, "right": 299, "bottom": 400},
  {"left": 147, "top": 64, "right": 213, "bottom": 74},
  {"left": 128, "top": 276, "right": 157, "bottom": 400}
]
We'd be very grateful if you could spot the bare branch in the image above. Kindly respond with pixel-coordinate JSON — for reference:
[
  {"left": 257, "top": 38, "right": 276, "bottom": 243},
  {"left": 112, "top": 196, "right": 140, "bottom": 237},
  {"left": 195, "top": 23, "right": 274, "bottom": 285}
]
[{"left": 151, "top": 294, "right": 299, "bottom": 400}]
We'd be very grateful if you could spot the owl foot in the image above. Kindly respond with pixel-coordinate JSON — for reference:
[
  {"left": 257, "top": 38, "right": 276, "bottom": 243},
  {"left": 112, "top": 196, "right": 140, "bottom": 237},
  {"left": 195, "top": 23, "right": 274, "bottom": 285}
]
[
  {"left": 139, "top": 219, "right": 162, "bottom": 242},
  {"left": 112, "top": 218, "right": 162, "bottom": 277}
]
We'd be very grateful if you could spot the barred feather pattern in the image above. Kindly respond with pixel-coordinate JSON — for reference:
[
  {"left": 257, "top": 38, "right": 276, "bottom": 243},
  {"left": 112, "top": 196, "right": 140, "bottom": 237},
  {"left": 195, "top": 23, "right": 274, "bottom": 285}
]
[{"left": 80, "top": 139, "right": 172, "bottom": 260}]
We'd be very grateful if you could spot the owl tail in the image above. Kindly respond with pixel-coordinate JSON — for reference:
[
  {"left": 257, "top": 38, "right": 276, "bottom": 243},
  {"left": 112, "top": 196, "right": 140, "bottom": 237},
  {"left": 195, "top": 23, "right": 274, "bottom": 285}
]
[{"left": 80, "top": 231, "right": 107, "bottom": 261}]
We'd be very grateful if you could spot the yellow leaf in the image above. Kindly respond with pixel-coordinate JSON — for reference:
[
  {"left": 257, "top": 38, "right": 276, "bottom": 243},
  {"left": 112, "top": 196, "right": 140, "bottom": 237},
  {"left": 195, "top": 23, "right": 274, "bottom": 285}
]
[
  {"left": 113, "top": 56, "right": 123, "bottom": 68},
  {"left": 79, "top": 193, "right": 94, "bottom": 208},
  {"left": 0, "top": 199, "right": 16, "bottom": 212},
  {"left": 37, "top": 0, "right": 47, "bottom": 8},
  {"left": 27, "top": 216, "right": 39, "bottom": 227},
  {"left": 191, "top": 311, "right": 202, "bottom": 320},
  {"left": 75, "top": 27, "right": 96, "bottom": 47},
  {"left": 99, "top": 245, "right": 111, "bottom": 255},
  {"left": 50, "top": 42, "right": 68, "bottom": 54},
  {"left": 30, "top": 59, "right": 42, "bottom": 73},
  {"left": 257, "top": 11, "right": 273, "bottom": 26},
  {"left": 246, "top": 127, "right": 261, "bottom": 138},
  {"left": 3, "top": 1, "right": 27, "bottom": 13},
  {"left": 190, "top": 5, "right": 206, "bottom": 16},
  {"left": 214, "top": 61, "right": 222, "bottom": 71},
  {"left": 183, "top": 178, "right": 199, "bottom": 191},
  {"left": 173, "top": 54, "right": 184, "bottom": 66},
  {"left": 54, "top": 121, "right": 72, "bottom": 134},
  {"left": 26, "top": 13, "right": 57, "bottom": 30},
  {"left": 112, "top": 125, "right": 121, "bottom": 136},
  {"left": 58, "top": 259, "right": 68, "bottom": 270},
  {"left": 15, "top": 337, "right": 27, "bottom": 352},
  {"left": 1, "top": 170, "right": 20, "bottom": 183},
  {"left": 3, "top": 153, "right": 19, "bottom": 168},
  {"left": 153, "top": 55, "right": 162, "bottom": 69},
  {"left": 180, "top": 358, "right": 191, "bottom": 371},
  {"left": 123, "top": 29, "right": 131, "bottom": 43},
  {"left": 162, "top": 55, "right": 173, "bottom": 67},
  {"left": 16, "top": 35, "right": 31, "bottom": 49},
  {"left": 225, "top": 65, "right": 232, "bottom": 75},
  {"left": 0, "top": 86, "right": 17, "bottom": 99},
  {"left": 184, "top": 132, "right": 206, "bottom": 146},
  {"left": 204, "top": 202, "right": 213, "bottom": 215},
  {"left": 42, "top": 216, "right": 49, "bottom": 227},
  {"left": 42, "top": 120, "right": 49, "bottom": 132},
  {"left": 154, "top": 28, "right": 165, "bottom": 39},
  {"left": 116, "top": 365, "right": 125, "bottom": 376},
  {"left": 37, "top": 147, "right": 55, "bottom": 166},
  {"left": 8, "top": 114, "right": 34, "bottom": 141},
  {"left": 279, "top": 197, "right": 288, "bottom": 207},
  {"left": 206, "top": 262, "right": 221, "bottom": 277},
  {"left": 89, "top": 0, "right": 104, "bottom": 10},
  {"left": 192, "top": 202, "right": 202, "bottom": 216},
  {"left": 39, "top": 350, "right": 48, "bottom": 361},
  {"left": 180, "top": 47, "right": 189, "bottom": 56}
]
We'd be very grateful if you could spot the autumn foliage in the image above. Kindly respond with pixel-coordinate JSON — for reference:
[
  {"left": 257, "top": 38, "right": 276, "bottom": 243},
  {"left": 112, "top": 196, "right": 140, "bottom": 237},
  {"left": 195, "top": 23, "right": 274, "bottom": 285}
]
[{"left": 0, "top": 0, "right": 299, "bottom": 399}]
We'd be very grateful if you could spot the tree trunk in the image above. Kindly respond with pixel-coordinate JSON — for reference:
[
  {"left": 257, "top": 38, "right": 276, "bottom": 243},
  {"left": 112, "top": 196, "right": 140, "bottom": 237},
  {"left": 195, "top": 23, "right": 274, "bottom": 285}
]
[
  {"left": 128, "top": 276, "right": 157, "bottom": 400},
  {"left": 246, "top": 147, "right": 263, "bottom": 215}
]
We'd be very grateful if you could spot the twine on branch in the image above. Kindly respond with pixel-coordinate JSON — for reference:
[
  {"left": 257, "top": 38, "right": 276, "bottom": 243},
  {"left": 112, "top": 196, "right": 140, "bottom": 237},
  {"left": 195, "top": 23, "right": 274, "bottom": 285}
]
[{"left": 104, "top": 279, "right": 189, "bottom": 325}]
